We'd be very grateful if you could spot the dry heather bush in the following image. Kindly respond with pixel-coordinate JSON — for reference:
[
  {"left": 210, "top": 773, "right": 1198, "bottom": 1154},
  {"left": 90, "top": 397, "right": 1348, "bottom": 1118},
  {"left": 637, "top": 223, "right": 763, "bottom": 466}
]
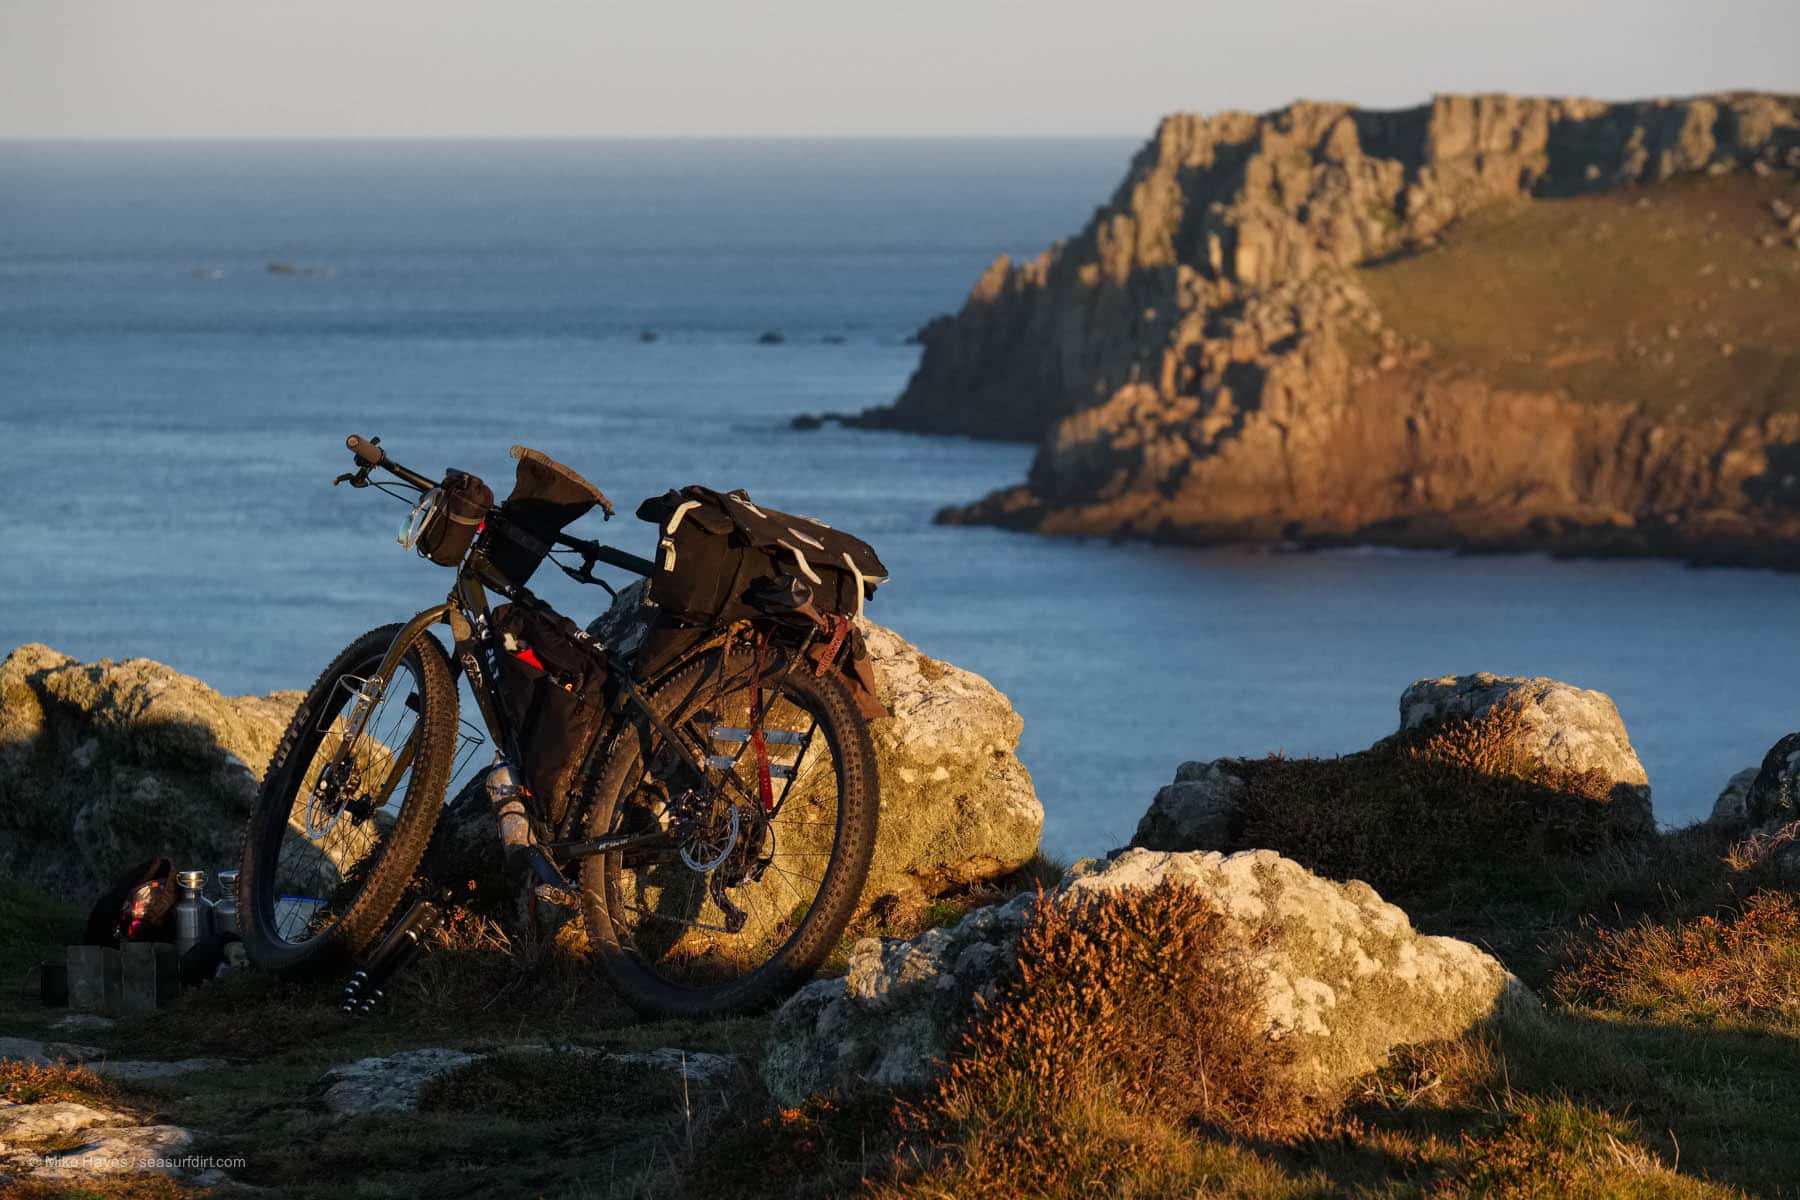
[
  {"left": 1551, "top": 890, "right": 1800, "bottom": 1026},
  {"left": 931, "top": 881, "right": 1299, "bottom": 1133},
  {"left": 0, "top": 1059, "right": 118, "bottom": 1107},
  {"left": 1233, "top": 703, "right": 1623, "bottom": 903},
  {"left": 867, "top": 883, "right": 1305, "bottom": 1198}
]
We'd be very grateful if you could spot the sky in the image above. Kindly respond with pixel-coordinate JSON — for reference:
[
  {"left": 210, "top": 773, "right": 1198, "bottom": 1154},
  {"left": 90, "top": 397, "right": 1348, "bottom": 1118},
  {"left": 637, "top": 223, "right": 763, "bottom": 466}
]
[{"left": 4, "top": 0, "right": 1796, "bottom": 139}]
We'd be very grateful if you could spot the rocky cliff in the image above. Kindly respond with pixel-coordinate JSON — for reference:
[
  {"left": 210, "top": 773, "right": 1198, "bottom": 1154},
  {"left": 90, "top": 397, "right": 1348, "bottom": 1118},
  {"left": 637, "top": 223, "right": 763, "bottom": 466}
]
[{"left": 858, "top": 93, "right": 1800, "bottom": 564}]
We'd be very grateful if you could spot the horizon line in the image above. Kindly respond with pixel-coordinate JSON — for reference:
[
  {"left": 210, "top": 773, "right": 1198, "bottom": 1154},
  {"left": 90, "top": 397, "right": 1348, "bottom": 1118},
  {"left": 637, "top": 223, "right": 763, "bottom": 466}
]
[{"left": 0, "top": 132, "right": 1152, "bottom": 144}]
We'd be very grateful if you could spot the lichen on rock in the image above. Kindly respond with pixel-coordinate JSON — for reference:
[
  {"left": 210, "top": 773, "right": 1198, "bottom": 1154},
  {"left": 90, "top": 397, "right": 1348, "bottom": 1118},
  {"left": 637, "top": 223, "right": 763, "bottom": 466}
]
[
  {"left": 762, "top": 847, "right": 1527, "bottom": 1106},
  {"left": 0, "top": 643, "right": 301, "bottom": 903}
]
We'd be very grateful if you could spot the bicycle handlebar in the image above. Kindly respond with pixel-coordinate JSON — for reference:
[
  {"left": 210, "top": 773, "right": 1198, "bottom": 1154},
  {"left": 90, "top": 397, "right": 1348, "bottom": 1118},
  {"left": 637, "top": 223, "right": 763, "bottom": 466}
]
[
  {"left": 343, "top": 433, "right": 654, "bottom": 580},
  {"left": 346, "top": 434, "right": 385, "bottom": 467},
  {"left": 344, "top": 433, "right": 436, "bottom": 491}
]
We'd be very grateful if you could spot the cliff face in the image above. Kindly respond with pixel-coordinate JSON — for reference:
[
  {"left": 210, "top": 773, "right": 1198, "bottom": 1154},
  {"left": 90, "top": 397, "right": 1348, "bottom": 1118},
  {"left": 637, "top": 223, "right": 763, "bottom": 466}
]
[{"left": 859, "top": 93, "right": 1800, "bottom": 563}]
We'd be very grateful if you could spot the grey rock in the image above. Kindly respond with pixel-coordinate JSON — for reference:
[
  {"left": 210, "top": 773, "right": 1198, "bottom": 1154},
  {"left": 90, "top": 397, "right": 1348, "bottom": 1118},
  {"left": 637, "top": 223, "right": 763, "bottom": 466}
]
[
  {"left": 319, "top": 1045, "right": 735, "bottom": 1116},
  {"left": 87, "top": 1057, "right": 229, "bottom": 1083},
  {"left": 763, "top": 848, "right": 1525, "bottom": 1105},
  {"left": 1742, "top": 732, "right": 1800, "bottom": 827},
  {"left": 0, "top": 1100, "right": 129, "bottom": 1150},
  {"left": 1710, "top": 766, "right": 1761, "bottom": 830},
  {"left": 319, "top": 1048, "right": 480, "bottom": 1115},
  {"left": 0, "top": 643, "right": 302, "bottom": 904},
  {"left": 600, "top": 1047, "right": 736, "bottom": 1086},
  {"left": 27, "top": 1123, "right": 197, "bottom": 1179},
  {"left": 1397, "top": 673, "right": 1654, "bottom": 835},
  {"left": 48, "top": 1014, "right": 116, "bottom": 1036},
  {"left": 1132, "top": 759, "right": 1248, "bottom": 850},
  {"left": 0, "top": 1036, "right": 227, "bottom": 1084},
  {"left": 0, "top": 1037, "right": 105, "bottom": 1066}
]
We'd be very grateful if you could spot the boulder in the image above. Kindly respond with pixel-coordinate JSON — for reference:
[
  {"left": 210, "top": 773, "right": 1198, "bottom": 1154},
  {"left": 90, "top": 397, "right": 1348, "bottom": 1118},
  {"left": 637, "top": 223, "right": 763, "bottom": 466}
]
[
  {"left": 763, "top": 847, "right": 1527, "bottom": 1106},
  {"left": 1742, "top": 732, "right": 1800, "bottom": 827},
  {"left": 856, "top": 622, "right": 1043, "bottom": 908},
  {"left": 574, "top": 585, "right": 1043, "bottom": 917},
  {"left": 1710, "top": 766, "right": 1761, "bottom": 831},
  {"left": 1132, "top": 672, "right": 1655, "bottom": 854},
  {"left": 1397, "top": 673, "right": 1652, "bottom": 833},
  {"left": 1708, "top": 736, "right": 1800, "bottom": 876},
  {"left": 0, "top": 643, "right": 301, "bottom": 903},
  {"left": 1131, "top": 758, "right": 1249, "bottom": 850}
]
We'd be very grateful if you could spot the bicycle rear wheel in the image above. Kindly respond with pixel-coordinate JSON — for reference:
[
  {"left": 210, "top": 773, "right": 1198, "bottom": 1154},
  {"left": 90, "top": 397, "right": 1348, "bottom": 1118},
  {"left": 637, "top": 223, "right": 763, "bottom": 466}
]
[
  {"left": 237, "top": 623, "right": 458, "bottom": 977},
  {"left": 578, "top": 636, "right": 879, "bottom": 1017}
]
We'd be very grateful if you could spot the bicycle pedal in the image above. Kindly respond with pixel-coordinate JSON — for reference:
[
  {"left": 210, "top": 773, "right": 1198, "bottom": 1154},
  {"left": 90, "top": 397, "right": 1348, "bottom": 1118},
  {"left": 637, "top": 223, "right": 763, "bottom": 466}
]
[{"left": 533, "top": 883, "right": 579, "bottom": 908}]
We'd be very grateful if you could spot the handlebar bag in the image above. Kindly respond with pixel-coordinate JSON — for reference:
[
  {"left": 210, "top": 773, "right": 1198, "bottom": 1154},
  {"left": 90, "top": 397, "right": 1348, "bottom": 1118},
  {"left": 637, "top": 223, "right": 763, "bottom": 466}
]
[
  {"left": 416, "top": 469, "right": 493, "bottom": 567},
  {"left": 482, "top": 446, "right": 614, "bottom": 586},
  {"left": 634, "top": 486, "right": 888, "bottom": 627},
  {"left": 491, "top": 602, "right": 607, "bottom": 828}
]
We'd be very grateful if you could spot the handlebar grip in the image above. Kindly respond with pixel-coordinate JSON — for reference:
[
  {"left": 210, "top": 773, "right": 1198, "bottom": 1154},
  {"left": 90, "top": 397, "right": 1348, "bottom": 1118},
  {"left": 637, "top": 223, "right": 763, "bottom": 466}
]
[{"left": 346, "top": 435, "right": 386, "bottom": 467}]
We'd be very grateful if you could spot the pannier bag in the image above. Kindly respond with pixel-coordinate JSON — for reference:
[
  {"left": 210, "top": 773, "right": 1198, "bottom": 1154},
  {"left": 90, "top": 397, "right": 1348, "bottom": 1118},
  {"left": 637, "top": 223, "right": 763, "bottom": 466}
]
[
  {"left": 407, "top": 469, "right": 494, "bottom": 567},
  {"left": 483, "top": 446, "right": 615, "bottom": 586},
  {"left": 490, "top": 602, "right": 608, "bottom": 825},
  {"left": 635, "top": 486, "right": 888, "bottom": 627}
]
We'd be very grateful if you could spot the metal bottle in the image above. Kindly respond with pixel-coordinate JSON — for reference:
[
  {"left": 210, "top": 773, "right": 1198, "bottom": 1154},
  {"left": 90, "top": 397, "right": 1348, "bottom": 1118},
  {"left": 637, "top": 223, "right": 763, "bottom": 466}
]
[
  {"left": 173, "top": 869, "right": 213, "bottom": 959},
  {"left": 213, "top": 870, "right": 240, "bottom": 937}
]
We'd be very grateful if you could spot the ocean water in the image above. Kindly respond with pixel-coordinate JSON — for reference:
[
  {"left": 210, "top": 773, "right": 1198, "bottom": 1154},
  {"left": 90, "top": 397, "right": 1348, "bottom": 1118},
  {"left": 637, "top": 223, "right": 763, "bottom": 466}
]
[{"left": 5, "top": 139, "right": 1800, "bottom": 858}]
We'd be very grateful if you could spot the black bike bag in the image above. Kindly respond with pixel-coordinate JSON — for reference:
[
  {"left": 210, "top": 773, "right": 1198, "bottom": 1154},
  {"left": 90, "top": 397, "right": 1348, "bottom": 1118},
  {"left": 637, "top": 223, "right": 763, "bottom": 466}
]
[
  {"left": 490, "top": 602, "right": 607, "bottom": 827},
  {"left": 482, "top": 446, "right": 614, "bottom": 586},
  {"left": 634, "top": 486, "right": 888, "bottom": 627},
  {"left": 414, "top": 470, "right": 493, "bottom": 568}
]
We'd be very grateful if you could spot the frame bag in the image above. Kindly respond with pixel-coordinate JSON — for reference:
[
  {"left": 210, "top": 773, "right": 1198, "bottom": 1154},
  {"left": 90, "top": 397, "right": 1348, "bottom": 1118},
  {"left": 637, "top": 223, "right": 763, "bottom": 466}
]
[{"left": 491, "top": 603, "right": 607, "bottom": 826}]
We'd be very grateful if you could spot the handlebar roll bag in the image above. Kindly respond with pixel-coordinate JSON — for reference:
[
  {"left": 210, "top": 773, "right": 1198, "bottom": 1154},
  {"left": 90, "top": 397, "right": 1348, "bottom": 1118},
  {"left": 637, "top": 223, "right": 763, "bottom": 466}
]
[
  {"left": 415, "top": 470, "right": 494, "bottom": 567},
  {"left": 483, "top": 446, "right": 613, "bottom": 586}
]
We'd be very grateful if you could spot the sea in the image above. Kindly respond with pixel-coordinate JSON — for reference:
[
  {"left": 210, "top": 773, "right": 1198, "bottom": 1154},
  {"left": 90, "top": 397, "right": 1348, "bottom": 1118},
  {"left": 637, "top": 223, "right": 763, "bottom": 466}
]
[{"left": 4, "top": 138, "right": 1799, "bottom": 858}]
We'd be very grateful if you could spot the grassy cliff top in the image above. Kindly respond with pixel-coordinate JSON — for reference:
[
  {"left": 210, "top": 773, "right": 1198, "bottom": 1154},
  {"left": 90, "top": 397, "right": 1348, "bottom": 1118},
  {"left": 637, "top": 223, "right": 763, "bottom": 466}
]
[{"left": 1357, "top": 174, "right": 1800, "bottom": 419}]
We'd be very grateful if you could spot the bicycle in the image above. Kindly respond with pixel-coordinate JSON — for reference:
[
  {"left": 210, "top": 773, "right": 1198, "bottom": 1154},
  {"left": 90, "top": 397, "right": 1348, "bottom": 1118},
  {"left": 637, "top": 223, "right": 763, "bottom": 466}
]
[{"left": 236, "top": 435, "right": 884, "bottom": 1017}]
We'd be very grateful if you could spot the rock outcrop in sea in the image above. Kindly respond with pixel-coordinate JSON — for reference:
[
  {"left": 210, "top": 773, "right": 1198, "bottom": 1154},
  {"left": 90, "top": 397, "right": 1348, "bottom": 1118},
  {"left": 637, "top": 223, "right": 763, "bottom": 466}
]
[
  {"left": 763, "top": 846, "right": 1528, "bottom": 1106},
  {"left": 856, "top": 93, "right": 1800, "bottom": 566}
]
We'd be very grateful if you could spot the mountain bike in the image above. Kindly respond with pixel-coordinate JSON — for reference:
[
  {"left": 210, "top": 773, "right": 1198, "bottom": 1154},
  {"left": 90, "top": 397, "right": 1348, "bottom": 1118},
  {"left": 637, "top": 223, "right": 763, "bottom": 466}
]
[{"left": 236, "top": 435, "right": 884, "bottom": 1017}]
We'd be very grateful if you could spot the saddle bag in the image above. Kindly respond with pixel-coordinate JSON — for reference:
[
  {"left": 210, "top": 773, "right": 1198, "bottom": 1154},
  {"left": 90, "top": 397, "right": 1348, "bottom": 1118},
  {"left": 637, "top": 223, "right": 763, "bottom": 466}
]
[
  {"left": 412, "top": 470, "right": 493, "bottom": 567},
  {"left": 634, "top": 486, "right": 888, "bottom": 627},
  {"left": 480, "top": 446, "right": 615, "bottom": 586},
  {"left": 490, "top": 603, "right": 608, "bottom": 825}
]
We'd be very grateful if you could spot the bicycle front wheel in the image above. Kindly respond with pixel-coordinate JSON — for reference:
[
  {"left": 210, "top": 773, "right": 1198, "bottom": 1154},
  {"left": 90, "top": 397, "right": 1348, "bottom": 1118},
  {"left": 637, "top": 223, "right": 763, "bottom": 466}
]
[
  {"left": 579, "top": 637, "right": 879, "bottom": 1017},
  {"left": 237, "top": 623, "right": 458, "bottom": 977}
]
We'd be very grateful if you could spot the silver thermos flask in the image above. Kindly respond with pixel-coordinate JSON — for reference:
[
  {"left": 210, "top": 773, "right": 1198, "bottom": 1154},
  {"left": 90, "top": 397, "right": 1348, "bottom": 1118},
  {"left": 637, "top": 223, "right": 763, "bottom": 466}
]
[
  {"left": 213, "top": 870, "right": 240, "bottom": 937},
  {"left": 173, "top": 869, "right": 214, "bottom": 959}
]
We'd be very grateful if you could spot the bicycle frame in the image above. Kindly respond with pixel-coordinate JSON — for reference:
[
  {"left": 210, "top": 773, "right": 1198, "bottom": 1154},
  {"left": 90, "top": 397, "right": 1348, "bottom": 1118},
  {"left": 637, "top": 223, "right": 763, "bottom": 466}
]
[{"left": 365, "top": 538, "right": 757, "bottom": 870}]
